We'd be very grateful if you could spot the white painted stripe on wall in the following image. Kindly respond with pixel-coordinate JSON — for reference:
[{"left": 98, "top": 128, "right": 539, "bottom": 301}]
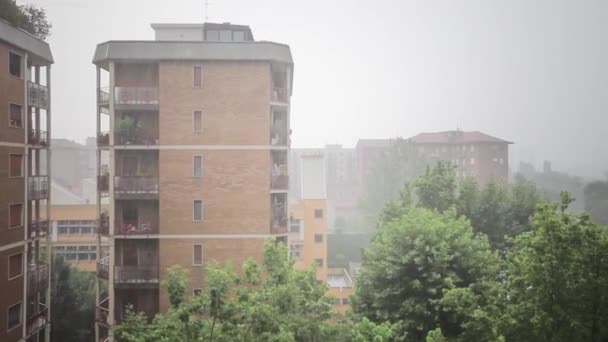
[
  {"left": 0, "top": 142, "right": 26, "bottom": 148},
  {"left": 107, "top": 233, "right": 287, "bottom": 239},
  {"left": 112, "top": 145, "right": 288, "bottom": 151},
  {"left": 0, "top": 241, "right": 25, "bottom": 252}
]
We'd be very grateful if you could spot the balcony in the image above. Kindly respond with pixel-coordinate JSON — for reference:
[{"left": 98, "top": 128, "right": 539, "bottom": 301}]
[
  {"left": 28, "top": 129, "right": 48, "bottom": 146},
  {"left": 271, "top": 87, "right": 289, "bottom": 104},
  {"left": 98, "top": 131, "right": 110, "bottom": 148},
  {"left": 27, "top": 263, "right": 49, "bottom": 295},
  {"left": 115, "top": 87, "right": 159, "bottom": 111},
  {"left": 116, "top": 221, "right": 157, "bottom": 235},
  {"left": 28, "top": 176, "right": 49, "bottom": 200},
  {"left": 115, "top": 265, "right": 159, "bottom": 287},
  {"left": 115, "top": 128, "right": 158, "bottom": 146},
  {"left": 270, "top": 111, "right": 288, "bottom": 146},
  {"left": 271, "top": 193, "right": 288, "bottom": 234},
  {"left": 26, "top": 303, "right": 48, "bottom": 337},
  {"left": 27, "top": 81, "right": 49, "bottom": 109},
  {"left": 96, "top": 297, "right": 110, "bottom": 327},
  {"left": 97, "top": 256, "right": 109, "bottom": 279},
  {"left": 114, "top": 176, "right": 159, "bottom": 199},
  {"left": 271, "top": 167, "right": 288, "bottom": 192},
  {"left": 98, "top": 173, "right": 109, "bottom": 192},
  {"left": 98, "top": 212, "right": 109, "bottom": 235},
  {"left": 98, "top": 87, "right": 109, "bottom": 107},
  {"left": 28, "top": 219, "right": 49, "bottom": 239}
]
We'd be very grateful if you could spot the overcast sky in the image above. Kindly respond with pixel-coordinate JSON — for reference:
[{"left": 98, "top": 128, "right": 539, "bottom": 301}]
[{"left": 25, "top": 0, "right": 608, "bottom": 178}]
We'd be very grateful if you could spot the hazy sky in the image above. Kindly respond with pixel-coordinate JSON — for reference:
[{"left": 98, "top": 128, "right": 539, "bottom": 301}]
[{"left": 26, "top": 0, "right": 608, "bottom": 178}]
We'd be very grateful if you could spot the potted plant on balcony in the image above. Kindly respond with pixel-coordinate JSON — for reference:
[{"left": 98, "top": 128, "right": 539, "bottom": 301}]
[{"left": 117, "top": 115, "right": 141, "bottom": 145}]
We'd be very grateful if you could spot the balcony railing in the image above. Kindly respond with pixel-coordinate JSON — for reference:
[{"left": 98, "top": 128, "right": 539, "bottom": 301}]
[
  {"left": 271, "top": 87, "right": 289, "bottom": 103},
  {"left": 98, "top": 173, "right": 109, "bottom": 192},
  {"left": 271, "top": 217, "right": 288, "bottom": 234},
  {"left": 114, "top": 177, "right": 159, "bottom": 199},
  {"left": 271, "top": 164, "right": 288, "bottom": 191},
  {"left": 97, "top": 256, "right": 109, "bottom": 279},
  {"left": 28, "top": 129, "right": 48, "bottom": 146},
  {"left": 98, "top": 213, "right": 109, "bottom": 235},
  {"left": 28, "top": 219, "right": 49, "bottom": 239},
  {"left": 96, "top": 297, "right": 110, "bottom": 327},
  {"left": 115, "top": 87, "right": 158, "bottom": 110},
  {"left": 98, "top": 131, "right": 110, "bottom": 147},
  {"left": 27, "top": 81, "right": 49, "bottom": 109},
  {"left": 98, "top": 87, "right": 110, "bottom": 106},
  {"left": 114, "top": 265, "right": 159, "bottom": 286},
  {"left": 26, "top": 303, "right": 48, "bottom": 337},
  {"left": 27, "top": 263, "right": 49, "bottom": 295},
  {"left": 115, "top": 128, "right": 158, "bottom": 146},
  {"left": 28, "top": 176, "right": 49, "bottom": 200},
  {"left": 116, "top": 221, "right": 157, "bottom": 235}
]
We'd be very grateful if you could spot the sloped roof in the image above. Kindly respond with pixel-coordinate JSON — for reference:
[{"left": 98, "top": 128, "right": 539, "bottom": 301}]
[
  {"left": 0, "top": 18, "right": 53, "bottom": 64},
  {"left": 409, "top": 131, "right": 513, "bottom": 144}
]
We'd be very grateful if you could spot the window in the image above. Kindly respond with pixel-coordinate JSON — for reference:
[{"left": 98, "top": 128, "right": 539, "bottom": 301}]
[
  {"left": 9, "top": 103, "right": 22, "bottom": 128},
  {"left": 193, "top": 66, "right": 202, "bottom": 87},
  {"left": 314, "top": 209, "right": 323, "bottom": 219},
  {"left": 9, "top": 52, "right": 22, "bottom": 78},
  {"left": 315, "top": 258, "right": 324, "bottom": 267},
  {"left": 9, "top": 154, "right": 23, "bottom": 177},
  {"left": 193, "top": 244, "right": 203, "bottom": 265},
  {"left": 334, "top": 298, "right": 341, "bottom": 305},
  {"left": 193, "top": 111, "right": 203, "bottom": 132},
  {"left": 193, "top": 156, "right": 203, "bottom": 177},
  {"left": 206, "top": 30, "right": 219, "bottom": 41},
  {"left": 58, "top": 227, "right": 68, "bottom": 235},
  {"left": 289, "top": 219, "right": 300, "bottom": 233},
  {"left": 342, "top": 298, "right": 350, "bottom": 305},
  {"left": 7, "top": 302, "right": 22, "bottom": 331},
  {"left": 314, "top": 234, "right": 323, "bottom": 244},
  {"left": 193, "top": 288, "right": 203, "bottom": 296},
  {"left": 219, "top": 30, "right": 232, "bottom": 41},
  {"left": 9, "top": 203, "right": 22, "bottom": 228},
  {"left": 193, "top": 200, "right": 203, "bottom": 221},
  {"left": 8, "top": 253, "right": 23, "bottom": 279},
  {"left": 233, "top": 31, "right": 245, "bottom": 41}
]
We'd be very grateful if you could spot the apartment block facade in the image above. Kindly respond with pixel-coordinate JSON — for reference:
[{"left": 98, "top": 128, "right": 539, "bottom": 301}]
[
  {"left": 93, "top": 22, "right": 292, "bottom": 341},
  {"left": 410, "top": 130, "right": 512, "bottom": 183},
  {"left": 0, "top": 19, "right": 53, "bottom": 342}
]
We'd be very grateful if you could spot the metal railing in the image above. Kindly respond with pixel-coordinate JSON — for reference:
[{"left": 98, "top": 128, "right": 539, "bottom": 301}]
[
  {"left": 271, "top": 87, "right": 289, "bottom": 103},
  {"left": 96, "top": 297, "right": 110, "bottom": 326},
  {"left": 27, "top": 263, "right": 49, "bottom": 295},
  {"left": 115, "top": 87, "right": 158, "bottom": 106},
  {"left": 115, "top": 128, "right": 158, "bottom": 145},
  {"left": 28, "top": 129, "right": 48, "bottom": 146},
  {"left": 27, "top": 81, "right": 49, "bottom": 109},
  {"left": 98, "top": 87, "right": 109, "bottom": 105},
  {"left": 26, "top": 303, "right": 48, "bottom": 337},
  {"left": 114, "top": 265, "right": 159, "bottom": 285},
  {"left": 28, "top": 176, "right": 49, "bottom": 200},
  {"left": 98, "top": 131, "right": 110, "bottom": 147},
  {"left": 98, "top": 214, "right": 109, "bottom": 235},
  {"left": 28, "top": 219, "right": 49, "bottom": 239},
  {"left": 116, "top": 221, "right": 157, "bottom": 235},
  {"left": 114, "top": 176, "right": 159, "bottom": 196},
  {"left": 97, "top": 256, "right": 109, "bottom": 279},
  {"left": 97, "top": 173, "right": 109, "bottom": 192}
]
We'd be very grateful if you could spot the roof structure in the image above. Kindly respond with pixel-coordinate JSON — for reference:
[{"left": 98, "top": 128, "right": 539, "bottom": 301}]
[
  {"left": 0, "top": 18, "right": 53, "bottom": 64},
  {"left": 327, "top": 268, "right": 353, "bottom": 288},
  {"left": 355, "top": 139, "right": 391, "bottom": 149},
  {"left": 409, "top": 131, "right": 513, "bottom": 144}
]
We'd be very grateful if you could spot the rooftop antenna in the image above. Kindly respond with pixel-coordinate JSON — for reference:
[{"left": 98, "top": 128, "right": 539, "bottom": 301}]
[{"left": 204, "top": 0, "right": 210, "bottom": 22}]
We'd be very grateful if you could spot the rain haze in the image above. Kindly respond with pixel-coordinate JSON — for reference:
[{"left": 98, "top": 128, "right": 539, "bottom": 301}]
[{"left": 29, "top": 0, "right": 608, "bottom": 178}]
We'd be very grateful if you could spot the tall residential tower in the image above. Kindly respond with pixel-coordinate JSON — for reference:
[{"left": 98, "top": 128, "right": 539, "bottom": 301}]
[
  {"left": 92, "top": 22, "right": 292, "bottom": 341},
  {"left": 0, "top": 19, "right": 53, "bottom": 342}
]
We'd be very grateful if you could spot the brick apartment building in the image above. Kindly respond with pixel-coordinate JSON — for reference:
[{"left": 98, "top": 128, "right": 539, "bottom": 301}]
[
  {"left": 92, "top": 22, "right": 292, "bottom": 341},
  {"left": 0, "top": 19, "right": 53, "bottom": 342},
  {"left": 410, "top": 130, "right": 512, "bottom": 183}
]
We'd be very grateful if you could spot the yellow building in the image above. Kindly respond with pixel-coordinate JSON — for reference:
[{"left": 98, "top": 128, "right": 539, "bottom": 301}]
[
  {"left": 289, "top": 154, "right": 352, "bottom": 313},
  {"left": 49, "top": 205, "right": 107, "bottom": 272},
  {"left": 289, "top": 199, "right": 328, "bottom": 281}
]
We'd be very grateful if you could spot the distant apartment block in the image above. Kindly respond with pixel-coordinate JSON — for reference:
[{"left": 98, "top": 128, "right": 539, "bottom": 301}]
[
  {"left": 92, "top": 22, "right": 292, "bottom": 341},
  {"left": 49, "top": 138, "right": 96, "bottom": 197},
  {"left": 0, "top": 19, "right": 53, "bottom": 342},
  {"left": 410, "top": 130, "right": 512, "bottom": 183}
]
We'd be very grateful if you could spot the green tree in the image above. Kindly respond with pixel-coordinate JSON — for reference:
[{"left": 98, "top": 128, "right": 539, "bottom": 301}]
[
  {"left": 475, "top": 179, "right": 510, "bottom": 250},
  {"left": 0, "top": 0, "right": 51, "bottom": 40},
  {"left": 352, "top": 208, "right": 500, "bottom": 341},
  {"left": 455, "top": 176, "right": 480, "bottom": 221},
  {"left": 50, "top": 255, "right": 96, "bottom": 342},
  {"left": 414, "top": 161, "right": 457, "bottom": 212},
  {"left": 583, "top": 180, "right": 608, "bottom": 225},
  {"left": 115, "top": 240, "right": 391, "bottom": 341},
  {"left": 502, "top": 193, "right": 608, "bottom": 341}
]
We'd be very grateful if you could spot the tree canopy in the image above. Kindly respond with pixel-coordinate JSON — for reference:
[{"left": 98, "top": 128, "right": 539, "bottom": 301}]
[{"left": 0, "top": 0, "right": 51, "bottom": 40}]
